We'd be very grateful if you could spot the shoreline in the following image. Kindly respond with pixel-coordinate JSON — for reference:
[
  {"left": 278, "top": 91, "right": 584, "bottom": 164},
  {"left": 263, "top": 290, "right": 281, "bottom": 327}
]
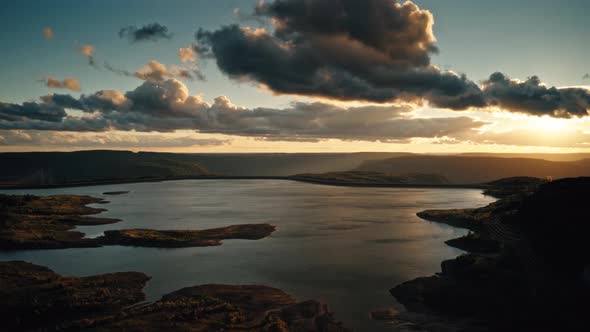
[
  {"left": 0, "top": 194, "right": 276, "bottom": 250},
  {"left": 0, "top": 175, "right": 488, "bottom": 190}
]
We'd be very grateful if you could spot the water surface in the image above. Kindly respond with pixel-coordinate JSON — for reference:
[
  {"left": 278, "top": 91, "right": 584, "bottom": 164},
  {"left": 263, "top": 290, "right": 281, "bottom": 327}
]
[{"left": 0, "top": 180, "right": 494, "bottom": 331}]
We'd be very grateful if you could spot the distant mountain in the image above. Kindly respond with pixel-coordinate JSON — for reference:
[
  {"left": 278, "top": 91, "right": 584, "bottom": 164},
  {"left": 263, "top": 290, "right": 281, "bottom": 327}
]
[
  {"left": 357, "top": 156, "right": 590, "bottom": 184},
  {"left": 0, "top": 151, "right": 413, "bottom": 187},
  {"left": 0, "top": 151, "right": 412, "bottom": 187},
  {"left": 3, "top": 151, "right": 590, "bottom": 187},
  {"left": 0, "top": 150, "right": 209, "bottom": 187},
  {"left": 182, "top": 152, "right": 411, "bottom": 176},
  {"left": 460, "top": 153, "right": 590, "bottom": 162}
]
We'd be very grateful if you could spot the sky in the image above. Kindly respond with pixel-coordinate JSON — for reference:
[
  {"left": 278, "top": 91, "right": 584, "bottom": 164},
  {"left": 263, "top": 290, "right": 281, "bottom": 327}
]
[{"left": 1, "top": 0, "right": 589, "bottom": 153}]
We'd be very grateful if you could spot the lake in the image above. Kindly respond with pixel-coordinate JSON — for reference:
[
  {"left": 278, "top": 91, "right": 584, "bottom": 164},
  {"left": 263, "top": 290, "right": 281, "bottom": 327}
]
[{"left": 0, "top": 180, "right": 494, "bottom": 331}]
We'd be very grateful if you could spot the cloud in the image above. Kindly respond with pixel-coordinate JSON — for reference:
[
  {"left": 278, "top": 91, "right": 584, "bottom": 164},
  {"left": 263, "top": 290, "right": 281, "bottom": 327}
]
[
  {"left": 119, "top": 23, "right": 173, "bottom": 43},
  {"left": 134, "top": 60, "right": 174, "bottom": 82},
  {"left": 178, "top": 45, "right": 197, "bottom": 63},
  {"left": 105, "top": 60, "right": 204, "bottom": 82},
  {"left": 0, "top": 79, "right": 485, "bottom": 142},
  {"left": 79, "top": 44, "right": 97, "bottom": 67},
  {"left": 0, "top": 101, "right": 66, "bottom": 123},
  {"left": 584, "top": 74, "right": 590, "bottom": 80},
  {"left": 482, "top": 73, "right": 590, "bottom": 118},
  {"left": 194, "top": 0, "right": 590, "bottom": 118},
  {"left": 195, "top": 0, "right": 485, "bottom": 110},
  {"left": 45, "top": 77, "right": 81, "bottom": 91},
  {"left": 42, "top": 27, "right": 54, "bottom": 40}
]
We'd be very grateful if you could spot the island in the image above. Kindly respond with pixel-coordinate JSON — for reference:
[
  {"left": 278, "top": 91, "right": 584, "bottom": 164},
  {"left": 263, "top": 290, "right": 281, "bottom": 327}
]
[
  {"left": 102, "top": 191, "right": 130, "bottom": 196},
  {"left": 0, "top": 261, "right": 349, "bottom": 331},
  {"left": 98, "top": 224, "right": 276, "bottom": 248},
  {"left": 0, "top": 194, "right": 276, "bottom": 250}
]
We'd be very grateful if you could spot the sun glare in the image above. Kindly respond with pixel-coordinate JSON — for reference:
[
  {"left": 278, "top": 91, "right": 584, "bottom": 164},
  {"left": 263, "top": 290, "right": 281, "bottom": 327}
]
[{"left": 531, "top": 116, "right": 571, "bottom": 133}]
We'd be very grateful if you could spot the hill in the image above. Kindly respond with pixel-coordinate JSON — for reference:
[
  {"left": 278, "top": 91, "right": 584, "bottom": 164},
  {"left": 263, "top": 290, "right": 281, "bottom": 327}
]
[
  {"left": 3, "top": 151, "right": 590, "bottom": 187},
  {"left": 0, "top": 151, "right": 413, "bottom": 187},
  {"left": 357, "top": 155, "right": 590, "bottom": 184},
  {"left": 460, "top": 152, "right": 590, "bottom": 162},
  {"left": 0, "top": 150, "right": 209, "bottom": 187},
  {"left": 180, "top": 152, "right": 411, "bottom": 176}
]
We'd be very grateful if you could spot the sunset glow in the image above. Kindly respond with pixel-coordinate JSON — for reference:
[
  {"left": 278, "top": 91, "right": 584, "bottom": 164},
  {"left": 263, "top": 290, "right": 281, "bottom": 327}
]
[{"left": 1, "top": 0, "right": 589, "bottom": 153}]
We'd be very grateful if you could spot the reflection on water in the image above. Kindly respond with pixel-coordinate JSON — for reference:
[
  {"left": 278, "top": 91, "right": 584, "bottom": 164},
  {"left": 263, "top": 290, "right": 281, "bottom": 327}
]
[{"left": 0, "top": 180, "right": 494, "bottom": 332}]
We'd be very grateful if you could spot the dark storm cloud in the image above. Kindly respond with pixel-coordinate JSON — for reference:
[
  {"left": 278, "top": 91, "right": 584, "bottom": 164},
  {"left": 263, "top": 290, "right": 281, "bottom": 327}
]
[
  {"left": 0, "top": 79, "right": 486, "bottom": 141},
  {"left": 194, "top": 0, "right": 590, "bottom": 118},
  {"left": 195, "top": 0, "right": 485, "bottom": 110},
  {"left": 482, "top": 72, "right": 590, "bottom": 118},
  {"left": 119, "top": 23, "right": 173, "bottom": 43},
  {"left": 0, "top": 102, "right": 66, "bottom": 122}
]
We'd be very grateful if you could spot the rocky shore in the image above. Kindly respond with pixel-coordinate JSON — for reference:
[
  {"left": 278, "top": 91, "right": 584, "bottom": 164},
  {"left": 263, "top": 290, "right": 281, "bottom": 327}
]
[
  {"left": 389, "top": 177, "right": 590, "bottom": 331},
  {"left": 0, "top": 261, "right": 349, "bottom": 332},
  {"left": 0, "top": 261, "right": 150, "bottom": 331},
  {"left": 0, "top": 194, "right": 120, "bottom": 249}
]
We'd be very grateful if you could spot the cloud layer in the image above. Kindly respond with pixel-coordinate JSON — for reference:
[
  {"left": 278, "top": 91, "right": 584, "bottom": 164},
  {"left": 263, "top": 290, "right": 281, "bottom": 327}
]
[
  {"left": 0, "top": 78, "right": 485, "bottom": 142},
  {"left": 119, "top": 23, "right": 173, "bottom": 43},
  {"left": 0, "top": 130, "right": 228, "bottom": 148},
  {"left": 194, "top": 0, "right": 590, "bottom": 118}
]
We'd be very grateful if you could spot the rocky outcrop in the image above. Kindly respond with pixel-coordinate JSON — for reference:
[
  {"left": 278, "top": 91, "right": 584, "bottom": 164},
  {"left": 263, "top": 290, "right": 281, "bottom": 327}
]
[
  {"left": 393, "top": 178, "right": 590, "bottom": 331},
  {"left": 0, "top": 261, "right": 149, "bottom": 331},
  {"left": 0, "top": 194, "right": 120, "bottom": 249},
  {"left": 85, "top": 284, "right": 350, "bottom": 332},
  {"left": 417, "top": 196, "right": 522, "bottom": 232},
  {"left": 0, "top": 261, "right": 349, "bottom": 332}
]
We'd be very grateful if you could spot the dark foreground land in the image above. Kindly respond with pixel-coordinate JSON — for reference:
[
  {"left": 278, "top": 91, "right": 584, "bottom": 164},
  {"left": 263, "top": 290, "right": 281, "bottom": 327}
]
[
  {"left": 0, "top": 261, "right": 349, "bottom": 332},
  {"left": 0, "top": 194, "right": 275, "bottom": 250},
  {"left": 2, "top": 175, "right": 590, "bottom": 331},
  {"left": 390, "top": 177, "right": 590, "bottom": 331}
]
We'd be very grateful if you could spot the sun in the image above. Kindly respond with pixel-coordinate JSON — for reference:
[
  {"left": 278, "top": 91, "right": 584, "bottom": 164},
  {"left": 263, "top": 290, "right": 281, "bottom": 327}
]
[{"left": 531, "top": 116, "right": 571, "bottom": 133}]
